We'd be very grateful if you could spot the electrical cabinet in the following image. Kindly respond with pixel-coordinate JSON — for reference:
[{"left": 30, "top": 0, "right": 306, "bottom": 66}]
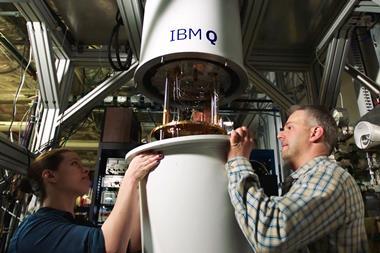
[
  {"left": 90, "top": 107, "right": 140, "bottom": 225},
  {"left": 90, "top": 143, "right": 138, "bottom": 225}
]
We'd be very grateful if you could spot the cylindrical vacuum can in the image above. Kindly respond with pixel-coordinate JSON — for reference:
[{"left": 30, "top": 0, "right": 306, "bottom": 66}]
[
  {"left": 125, "top": 135, "right": 252, "bottom": 253},
  {"left": 135, "top": 0, "right": 247, "bottom": 105}
]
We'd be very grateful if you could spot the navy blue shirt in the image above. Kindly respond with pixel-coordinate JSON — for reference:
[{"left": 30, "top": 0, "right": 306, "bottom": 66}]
[{"left": 7, "top": 207, "right": 105, "bottom": 253}]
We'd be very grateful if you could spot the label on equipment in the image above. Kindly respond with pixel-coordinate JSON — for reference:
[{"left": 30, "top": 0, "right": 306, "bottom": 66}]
[{"left": 170, "top": 28, "right": 217, "bottom": 45}]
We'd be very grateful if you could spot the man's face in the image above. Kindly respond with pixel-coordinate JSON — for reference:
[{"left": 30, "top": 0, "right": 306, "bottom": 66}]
[{"left": 277, "top": 110, "right": 314, "bottom": 165}]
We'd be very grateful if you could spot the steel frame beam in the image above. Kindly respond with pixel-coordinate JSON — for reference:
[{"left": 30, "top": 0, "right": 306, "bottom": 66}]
[
  {"left": 56, "top": 61, "right": 138, "bottom": 129},
  {"left": 14, "top": 0, "right": 142, "bottom": 152},
  {"left": 0, "top": 0, "right": 143, "bottom": 172},
  {"left": 117, "top": 0, "right": 144, "bottom": 60},
  {"left": 241, "top": 0, "right": 310, "bottom": 72},
  {"left": 0, "top": 32, "right": 36, "bottom": 77},
  {"left": 304, "top": 70, "right": 320, "bottom": 105},
  {"left": 55, "top": 59, "right": 74, "bottom": 112},
  {"left": 356, "top": 1, "right": 380, "bottom": 12},
  {"left": 31, "top": 108, "right": 60, "bottom": 152},
  {"left": 241, "top": 0, "right": 268, "bottom": 58},
  {"left": 26, "top": 21, "right": 62, "bottom": 152},
  {"left": 348, "top": 28, "right": 377, "bottom": 116},
  {"left": 373, "top": 0, "right": 380, "bottom": 7},
  {"left": 0, "top": 133, "right": 32, "bottom": 175},
  {"left": 316, "top": 0, "right": 359, "bottom": 53},
  {"left": 345, "top": 64, "right": 380, "bottom": 96},
  {"left": 246, "top": 65, "right": 294, "bottom": 111},
  {"left": 241, "top": 0, "right": 294, "bottom": 112},
  {"left": 246, "top": 50, "right": 312, "bottom": 72},
  {"left": 273, "top": 72, "right": 292, "bottom": 120},
  {"left": 319, "top": 33, "right": 351, "bottom": 110},
  {"left": 274, "top": 72, "right": 286, "bottom": 92},
  {"left": 311, "top": 0, "right": 367, "bottom": 110},
  {"left": 14, "top": 1, "right": 79, "bottom": 152},
  {"left": 27, "top": 22, "right": 60, "bottom": 108},
  {"left": 14, "top": 0, "right": 71, "bottom": 59},
  {"left": 71, "top": 48, "right": 130, "bottom": 67}
]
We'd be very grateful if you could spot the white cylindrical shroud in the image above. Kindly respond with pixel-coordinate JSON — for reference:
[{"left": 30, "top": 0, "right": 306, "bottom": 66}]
[
  {"left": 126, "top": 135, "right": 251, "bottom": 253},
  {"left": 135, "top": 0, "right": 247, "bottom": 104}
]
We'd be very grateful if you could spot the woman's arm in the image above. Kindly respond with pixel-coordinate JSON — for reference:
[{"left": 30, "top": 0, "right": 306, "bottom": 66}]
[
  {"left": 101, "top": 153, "right": 163, "bottom": 253},
  {"left": 127, "top": 191, "right": 142, "bottom": 253}
]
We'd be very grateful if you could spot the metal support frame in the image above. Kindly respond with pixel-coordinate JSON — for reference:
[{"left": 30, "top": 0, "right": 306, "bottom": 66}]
[
  {"left": 27, "top": 22, "right": 60, "bottom": 109},
  {"left": 14, "top": 0, "right": 74, "bottom": 152},
  {"left": 316, "top": 0, "right": 359, "bottom": 53},
  {"left": 31, "top": 108, "right": 60, "bottom": 152},
  {"left": 319, "top": 31, "right": 351, "bottom": 110},
  {"left": 14, "top": 0, "right": 142, "bottom": 153},
  {"left": 26, "top": 21, "right": 61, "bottom": 151},
  {"left": 0, "top": 0, "right": 144, "bottom": 176},
  {"left": 246, "top": 65, "right": 294, "bottom": 110},
  {"left": 306, "top": 58, "right": 324, "bottom": 105},
  {"left": 71, "top": 48, "right": 130, "bottom": 67},
  {"left": 304, "top": 71, "right": 320, "bottom": 105},
  {"left": 56, "top": 61, "right": 138, "bottom": 129},
  {"left": 349, "top": 28, "right": 376, "bottom": 116},
  {"left": 0, "top": 32, "right": 36, "bottom": 77},
  {"left": 241, "top": 0, "right": 312, "bottom": 71},
  {"left": 345, "top": 64, "right": 380, "bottom": 96},
  {"left": 0, "top": 133, "right": 32, "bottom": 175},
  {"left": 273, "top": 72, "right": 290, "bottom": 122},
  {"left": 314, "top": 0, "right": 358, "bottom": 109},
  {"left": 241, "top": 0, "right": 310, "bottom": 72},
  {"left": 15, "top": 0, "right": 75, "bottom": 112},
  {"left": 241, "top": 0, "right": 268, "bottom": 58},
  {"left": 117, "top": 0, "right": 144, "bottom": 60},
  {"left": 55, "top": 59, "right": 74, "bottom": 112},
  {"left": 373, "top": 0, "right": 380, "bottom": 7},
  {"left": 14, "top": 0, "right": 71, "bottom": 59},
  {"left": 313, "top": 0, "right": 373, "bottom": 110},
  {"left": 356, "top": 1, "right": 380, "bottom": 12},
  {"left": 246, "top": 52, "right": 312, "bottom": 72},
  {"left": 274, "top": 72, "right": 286, "bottom": 92}
]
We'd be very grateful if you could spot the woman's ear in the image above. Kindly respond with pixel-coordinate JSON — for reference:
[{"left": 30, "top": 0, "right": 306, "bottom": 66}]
[
  {"left": 310, "top": 126, "right": 324, "bottom": 142},
  {"left": 41, "top": 169, "right": 57, "bottom": 183}
]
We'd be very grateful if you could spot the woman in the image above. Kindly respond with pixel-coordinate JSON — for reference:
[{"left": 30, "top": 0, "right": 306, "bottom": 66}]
[{"left": 7, "top": 148, "right": 163, "bottom": 253}]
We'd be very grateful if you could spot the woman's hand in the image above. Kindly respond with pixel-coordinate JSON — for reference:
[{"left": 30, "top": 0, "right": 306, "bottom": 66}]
[
  {"left": 125, "top": 152, "right": 164, "bottom": 183},
  {"left": 102, "top": 152, "right": 163, "bottom": 253}
]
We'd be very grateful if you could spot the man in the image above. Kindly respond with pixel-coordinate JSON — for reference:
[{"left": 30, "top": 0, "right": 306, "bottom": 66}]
[{"left": 226, "top": 105, "right": 368, "bottom": 253}]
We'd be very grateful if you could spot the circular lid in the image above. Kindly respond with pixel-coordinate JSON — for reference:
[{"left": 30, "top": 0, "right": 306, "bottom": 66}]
[{"left": 125, "top": 134, "right": 229, "bottom": 163}]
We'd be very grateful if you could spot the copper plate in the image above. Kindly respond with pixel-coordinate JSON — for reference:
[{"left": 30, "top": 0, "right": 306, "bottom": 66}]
[{"left": 150, "top": 121, "right": 226, "bottom": 141}]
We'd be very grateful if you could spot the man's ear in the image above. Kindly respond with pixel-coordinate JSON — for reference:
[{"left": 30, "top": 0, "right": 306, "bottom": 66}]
[
  {"left": 41, "top": 169, "right": 57, "bottom": 183},
  {"left": 310, "top": 126, "right": 324, "bottom": 143}
]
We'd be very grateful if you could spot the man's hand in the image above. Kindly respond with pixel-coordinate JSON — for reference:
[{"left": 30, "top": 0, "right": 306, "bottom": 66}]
[
  {"left": 126, "top": 152, "right": 164, "bottom": 183},
  {"left": 228, "top": 126, "right": 255, "bottom": 160}
]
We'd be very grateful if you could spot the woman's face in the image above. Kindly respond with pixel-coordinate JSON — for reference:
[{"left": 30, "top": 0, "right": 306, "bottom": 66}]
[{"left": 54, "top": 151, "right": 91, "bottom": 197}]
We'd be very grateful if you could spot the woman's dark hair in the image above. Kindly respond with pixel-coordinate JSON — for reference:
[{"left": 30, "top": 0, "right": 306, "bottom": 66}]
[{"left": 28, "top": 149, "right": 73, "bottom": 201}]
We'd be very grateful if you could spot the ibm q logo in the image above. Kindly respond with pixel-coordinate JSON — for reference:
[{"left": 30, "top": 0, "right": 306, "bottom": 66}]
[{"left": 170, "top": 28, "right": 218, "bottom": 45}]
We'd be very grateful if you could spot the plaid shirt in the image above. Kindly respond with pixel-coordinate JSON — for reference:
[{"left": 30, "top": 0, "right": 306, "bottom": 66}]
[{"left": 226, "top": 155, "right": 368, "bottom": 253}]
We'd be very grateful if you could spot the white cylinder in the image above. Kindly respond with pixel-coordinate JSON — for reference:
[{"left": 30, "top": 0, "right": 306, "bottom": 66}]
[
  {"left": 125, "top": 135, "right": 251, "bottom": 253},
  {"left": 135, "top": 0, "right": 247, "bottom": 104},
  {"left": 354, "top": 121, "right": 380, "bottom": 149}
]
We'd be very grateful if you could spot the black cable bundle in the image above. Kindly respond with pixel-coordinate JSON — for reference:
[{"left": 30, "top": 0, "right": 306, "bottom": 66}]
[{"left": 108, "top": 11, "right": 133, "bottom": 71}]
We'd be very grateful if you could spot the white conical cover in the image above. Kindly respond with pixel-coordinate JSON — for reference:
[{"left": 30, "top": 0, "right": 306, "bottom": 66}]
[{"left": 134, "top": 0, "right": 247, "bottom": 104}]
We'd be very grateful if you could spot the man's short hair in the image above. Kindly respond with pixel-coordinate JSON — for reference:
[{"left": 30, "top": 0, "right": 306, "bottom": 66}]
[{"left": 288, "top": 105, "right": 338, "bottom": 154}]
